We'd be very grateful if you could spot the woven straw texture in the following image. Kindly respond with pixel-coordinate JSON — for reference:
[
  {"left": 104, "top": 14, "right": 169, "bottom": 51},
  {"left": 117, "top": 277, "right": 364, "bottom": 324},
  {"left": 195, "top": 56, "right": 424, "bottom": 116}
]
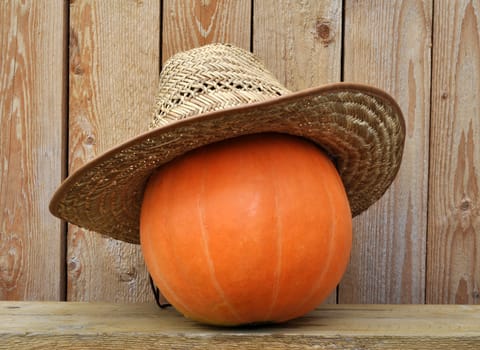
[{"left": 50, "top": 44, "right": 405, "bottom": 244}]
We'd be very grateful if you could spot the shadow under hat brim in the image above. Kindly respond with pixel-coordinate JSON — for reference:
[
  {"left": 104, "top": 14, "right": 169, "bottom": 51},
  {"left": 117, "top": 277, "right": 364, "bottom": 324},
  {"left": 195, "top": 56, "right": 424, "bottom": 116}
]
[{"left": 50, "top": 82, "right": 405, "bottom": 244}]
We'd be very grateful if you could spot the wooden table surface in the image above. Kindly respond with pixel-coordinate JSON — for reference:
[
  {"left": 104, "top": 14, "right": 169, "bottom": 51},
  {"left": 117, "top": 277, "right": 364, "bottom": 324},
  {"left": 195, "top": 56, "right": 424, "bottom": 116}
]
[{"left": 1, "top": 302, "right": 479, "bottom": 349}]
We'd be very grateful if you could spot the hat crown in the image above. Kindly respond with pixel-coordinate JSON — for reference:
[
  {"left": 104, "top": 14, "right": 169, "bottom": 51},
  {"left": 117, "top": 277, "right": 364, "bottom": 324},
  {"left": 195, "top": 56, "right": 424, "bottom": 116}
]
[{"left": 150, "top": 44, "right": 290, "bottom": 130}]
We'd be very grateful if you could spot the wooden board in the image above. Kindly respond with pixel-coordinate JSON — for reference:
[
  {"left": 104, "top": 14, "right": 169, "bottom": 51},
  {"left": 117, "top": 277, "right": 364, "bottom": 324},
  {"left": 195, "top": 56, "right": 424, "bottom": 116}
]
[
  {"left": 0, "top": 0, "right": 66, "bottom": 300},
  {"left": 156, "top": 0, "right": 251, "bottom": 305},
  {"left": 339, "top": 0, "right": 432, "bottom": 304},
  {"left": 427, "top": 0, "right": 480, "bottom": 304},
  {"left": 67, "top": 0, "right": 160, "bottom": 302},
  {"left": 253, "top": 0, "right": 343, "bottom": 304},
  {"left": 162, "top": 0, "right": 251, "bottom": 62},
  {"left": 1, "top": 302, "right": 479, "bottom": 349}
]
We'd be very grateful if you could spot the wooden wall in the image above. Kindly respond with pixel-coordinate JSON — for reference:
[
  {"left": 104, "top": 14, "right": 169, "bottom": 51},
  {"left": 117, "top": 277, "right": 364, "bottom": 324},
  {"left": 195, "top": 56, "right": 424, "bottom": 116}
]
[{"left": 1, "top": 0, "right": 479, "bottom": 305}]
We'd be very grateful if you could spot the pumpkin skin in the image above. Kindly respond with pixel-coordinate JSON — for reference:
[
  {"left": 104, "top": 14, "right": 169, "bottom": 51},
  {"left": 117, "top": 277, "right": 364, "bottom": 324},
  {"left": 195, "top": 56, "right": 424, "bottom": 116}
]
[{"left": 140, "top": 133, "right": 352, "bottom": 326}]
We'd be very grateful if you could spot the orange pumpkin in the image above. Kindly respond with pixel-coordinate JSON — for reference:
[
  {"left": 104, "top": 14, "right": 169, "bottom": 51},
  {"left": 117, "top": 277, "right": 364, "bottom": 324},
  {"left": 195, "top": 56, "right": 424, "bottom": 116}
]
[{"left": 140, "top": 133, "right": 352, "bottom": 326}]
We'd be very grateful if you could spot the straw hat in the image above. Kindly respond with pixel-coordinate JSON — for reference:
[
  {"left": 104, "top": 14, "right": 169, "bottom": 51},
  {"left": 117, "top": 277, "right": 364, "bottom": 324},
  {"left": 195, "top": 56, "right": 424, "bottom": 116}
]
[{"left": 50, "top": 43, "right": 405, "bottom": 244}]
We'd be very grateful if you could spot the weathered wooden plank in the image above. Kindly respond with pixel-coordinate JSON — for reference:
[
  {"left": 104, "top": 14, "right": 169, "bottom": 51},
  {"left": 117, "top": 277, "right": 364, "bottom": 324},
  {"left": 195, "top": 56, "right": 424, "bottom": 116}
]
[
  {"left": 156, "top": 0, "right": 251, "bottom": 305},
  {"left": 253, "top": 0, "right": 342, "bottom": 304},
  {"left": 67, "top": 0, "right": 160, "bottom": 302},
  {"left": 253, "top": 0, "right": 342, "bottom": 88},
  {"left": 340, "top": 0, "right": 432, "bottom": 303},
  {"left": 0, "top": 0, "right": 66, "bottom": 300},
  {"left": 427, "top": 0, "right": 480, "bottom": 304},
  {"left": 1, "top": 302, "right": 479, "bottom": 349},
  {"left": 162, "top": 0, "right": 251, "bottom": 62}
]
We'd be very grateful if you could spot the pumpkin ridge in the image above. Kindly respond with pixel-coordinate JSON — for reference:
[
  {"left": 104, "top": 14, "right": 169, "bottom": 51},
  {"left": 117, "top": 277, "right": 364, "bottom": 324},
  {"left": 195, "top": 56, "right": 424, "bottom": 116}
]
[
  {"left": 281, "top": 158, "right": 342, "bottom": 321},
  {"left": 263, "top": 158, "right": 283, "bottom": 322},
  {"left": 197, "top": 164, "right": 244, "bottom": 324}
]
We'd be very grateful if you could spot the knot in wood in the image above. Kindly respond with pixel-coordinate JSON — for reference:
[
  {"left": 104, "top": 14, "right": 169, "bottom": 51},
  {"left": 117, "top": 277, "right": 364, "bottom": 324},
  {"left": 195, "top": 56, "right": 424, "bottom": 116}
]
[
  {"left": 459, "top": 199, "right": 471, "bottom": 211},
  {"left": 315, "top": 19, "right": 334, "bottom": 47},
  {"left": 85, "top": 135, "right": 95, "bottom": 146}
]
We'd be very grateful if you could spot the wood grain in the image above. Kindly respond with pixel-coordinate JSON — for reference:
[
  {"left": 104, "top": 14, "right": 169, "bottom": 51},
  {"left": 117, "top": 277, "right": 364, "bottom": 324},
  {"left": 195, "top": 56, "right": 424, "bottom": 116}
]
[
  {"left": 427, "top": 0, "right": 480, "bottom": 304},
  {"left": 253, "top": 0, "right": 342, "bottom": 305},
  {"left": 1, "top": 302, "right": 480, "bottom": 349},
  {"left": 162, "top": 0, "right": 251, "bottom": 62},
  {"left": 340, "top": 0, "right": 432, "bottom": 303},
  {"left": 67, "top": 0, "right": 160, "bottom": 302},
  {"left": 0, "top": 0, "right": 66, "bottom": 300}
]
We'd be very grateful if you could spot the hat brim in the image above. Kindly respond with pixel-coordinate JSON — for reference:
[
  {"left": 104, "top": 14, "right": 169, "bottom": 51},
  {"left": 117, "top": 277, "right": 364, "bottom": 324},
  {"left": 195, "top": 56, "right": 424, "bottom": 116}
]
[{"left": 50, "top": 82, "right": 405, "bottom": 244}]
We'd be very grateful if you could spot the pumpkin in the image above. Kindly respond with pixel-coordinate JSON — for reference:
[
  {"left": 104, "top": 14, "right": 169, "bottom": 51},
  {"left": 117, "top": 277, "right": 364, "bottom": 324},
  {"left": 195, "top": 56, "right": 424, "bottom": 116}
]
[{"left": 140, "top": 133, "right": 352, "bottom": 326}]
